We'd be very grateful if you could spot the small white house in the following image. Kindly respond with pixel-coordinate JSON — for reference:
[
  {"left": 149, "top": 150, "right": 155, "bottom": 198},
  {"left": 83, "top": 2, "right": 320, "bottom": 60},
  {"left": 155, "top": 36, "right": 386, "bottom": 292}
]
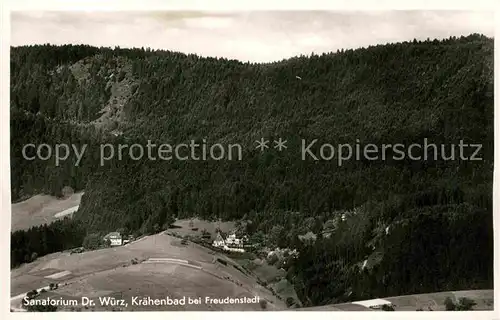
[
  {"left": 212, "top": 231, "right": 246, "bottom": 252},
  {"left": 103, "top": 232, "right": 122, "bottom": 246},
  {"left": 225, "top": 232, "right": 242, "bottom": 247},
  {"left": 352, "top": 298, "right": 394, "bottom": 309}
]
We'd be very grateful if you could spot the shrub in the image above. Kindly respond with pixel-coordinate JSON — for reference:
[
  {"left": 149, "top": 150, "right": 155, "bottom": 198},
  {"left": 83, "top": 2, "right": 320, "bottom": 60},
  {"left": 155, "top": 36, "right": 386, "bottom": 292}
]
[
  {"left": 267, "top": 253, "right": 279, "bottom": 266},
  {"left": 259, "top": 299, "right": 267, "bottom": 310},
  {"left": 154, "top": 223, "right": 161, "bottom": 233},
  {"left": 381, "top": 304, "right": 395, "bottom": 311},
  {"left": 83, "top": 233, "right": 103, "bottom": 250},
  {"left": 444, "top": 297, "right": 456, "bottom": 311},
  {"left": 25, "top": 290, "right": 37, "bottom": 300},
  {"left": 26, "top": 304, "right": 57, "bottom": 312},
  {"left": 285, "top": 297, "right": 296, "bottom": 308},
  {"left": 456, "top": 297, "right": 476, "bottom": 311}
]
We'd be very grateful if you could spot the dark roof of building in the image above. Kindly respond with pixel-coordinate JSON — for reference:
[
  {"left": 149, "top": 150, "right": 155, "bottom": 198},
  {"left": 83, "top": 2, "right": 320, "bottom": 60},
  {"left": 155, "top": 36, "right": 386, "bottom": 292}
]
[{"left": 214, "top": 232, "right": 225, "bottom": 242}]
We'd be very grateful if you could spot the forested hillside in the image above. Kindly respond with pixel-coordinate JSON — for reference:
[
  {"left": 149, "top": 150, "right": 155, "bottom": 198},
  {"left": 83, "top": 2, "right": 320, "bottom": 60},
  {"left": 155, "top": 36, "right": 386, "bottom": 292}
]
[{"left": 10, "top": 34, "right": 494, "bottom": 305}]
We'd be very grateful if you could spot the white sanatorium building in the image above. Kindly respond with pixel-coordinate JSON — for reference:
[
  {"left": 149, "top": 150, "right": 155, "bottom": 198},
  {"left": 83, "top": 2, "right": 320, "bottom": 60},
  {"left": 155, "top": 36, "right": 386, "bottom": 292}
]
[{"left": 212, "top": 231, "right": 245, "bottom": 252}]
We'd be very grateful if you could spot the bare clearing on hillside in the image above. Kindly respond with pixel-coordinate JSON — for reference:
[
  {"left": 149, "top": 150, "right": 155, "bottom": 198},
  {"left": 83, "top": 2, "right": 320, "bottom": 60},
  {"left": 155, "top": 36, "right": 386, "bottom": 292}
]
[
  {"left": 11, "top": 192, "right": 84, "bottom": 231},
  {"left": 92, "top": 57, "right": 136, "bottom": 132}
]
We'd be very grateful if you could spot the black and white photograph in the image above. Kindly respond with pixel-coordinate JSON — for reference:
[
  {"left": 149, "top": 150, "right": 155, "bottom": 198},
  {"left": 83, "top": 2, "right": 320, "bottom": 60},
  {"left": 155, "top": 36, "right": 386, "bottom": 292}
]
[{"left": 4, "top": 3, "right": 497, "bottom": 315}]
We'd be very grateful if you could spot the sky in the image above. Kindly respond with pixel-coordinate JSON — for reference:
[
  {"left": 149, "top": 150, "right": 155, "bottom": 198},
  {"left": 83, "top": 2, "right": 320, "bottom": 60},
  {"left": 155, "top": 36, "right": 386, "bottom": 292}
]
[{"left": 10, "top": 11, "right": 495, "bottom": 63}]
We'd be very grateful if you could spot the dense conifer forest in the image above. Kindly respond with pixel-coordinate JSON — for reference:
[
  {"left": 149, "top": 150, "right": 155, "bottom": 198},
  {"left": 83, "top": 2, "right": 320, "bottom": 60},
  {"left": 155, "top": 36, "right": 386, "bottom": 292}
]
[{"left": 10, "top": 34, "right": 493, "bottom": 305}]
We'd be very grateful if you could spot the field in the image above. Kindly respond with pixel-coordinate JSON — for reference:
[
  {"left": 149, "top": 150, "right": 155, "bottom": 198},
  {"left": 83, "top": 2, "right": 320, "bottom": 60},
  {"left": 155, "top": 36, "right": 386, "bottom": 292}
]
[
  {"left": 11, "top": 232, "right": 286, "bottom": 311},
  {"left": 11, "top": 192, "right": 84, "bottom": 231},
  {"left": 298, "top": 290, "right": 494, "bottom": 311}
]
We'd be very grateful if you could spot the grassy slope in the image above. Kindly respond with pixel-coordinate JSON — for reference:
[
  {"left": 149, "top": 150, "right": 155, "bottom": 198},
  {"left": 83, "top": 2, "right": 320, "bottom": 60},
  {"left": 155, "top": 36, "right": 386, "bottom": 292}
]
[
  {"left": 11, "top": 232, "right": 286, "bottom": 311},
  {"left": 11, "top": 192, "right": 84, "bottom": 231}
]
